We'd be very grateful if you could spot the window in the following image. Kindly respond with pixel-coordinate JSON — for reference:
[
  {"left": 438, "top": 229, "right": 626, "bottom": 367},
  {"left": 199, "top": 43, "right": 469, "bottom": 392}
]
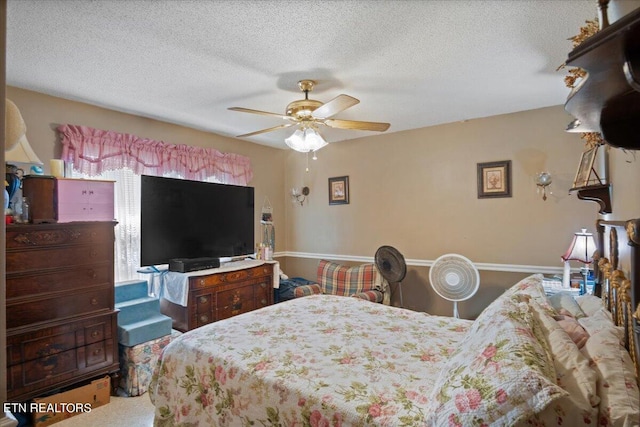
[{"left": 60, "top": 124, "right": 252, "bottom": 283}]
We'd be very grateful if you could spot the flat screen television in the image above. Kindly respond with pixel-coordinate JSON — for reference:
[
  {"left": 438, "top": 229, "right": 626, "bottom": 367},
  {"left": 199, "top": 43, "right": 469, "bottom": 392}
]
[{"left": 140, "top": 175, "right": 255, "bottom": 266}]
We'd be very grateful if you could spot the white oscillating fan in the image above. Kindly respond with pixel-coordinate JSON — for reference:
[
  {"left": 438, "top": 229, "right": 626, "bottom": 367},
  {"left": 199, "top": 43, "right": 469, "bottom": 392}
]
[{"left": 429, "top": 254, "right": 479, "bottom": 318}]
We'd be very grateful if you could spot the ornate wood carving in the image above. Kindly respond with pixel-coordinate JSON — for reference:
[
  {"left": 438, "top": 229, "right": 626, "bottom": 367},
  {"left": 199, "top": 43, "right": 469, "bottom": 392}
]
[
  {"left": 575, "top": 184, "right": 612, "bottom": 214},
  {"left": 610, "top": 227, "right": 619, "bottom": 270},
  {"left": 564, "top": 8, "right": 640, "bottom": 150}
]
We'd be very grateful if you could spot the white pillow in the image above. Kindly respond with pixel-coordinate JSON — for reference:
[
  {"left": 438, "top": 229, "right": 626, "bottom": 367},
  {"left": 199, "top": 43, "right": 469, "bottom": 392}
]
[
  {"left": 581, "top": 324, "right": 640, "bottom": 427},
  {"left": 575, "top": 294, "right": 603, "bottom": 317},
  {"left": 578, "top": 308, "right": 624, "bottom": 341},
  {"left": 548, "top": 292, "right": 586, "bottom": 319},
  {"left": 527, "top": 300, "right": 599, "bottom": 425}
]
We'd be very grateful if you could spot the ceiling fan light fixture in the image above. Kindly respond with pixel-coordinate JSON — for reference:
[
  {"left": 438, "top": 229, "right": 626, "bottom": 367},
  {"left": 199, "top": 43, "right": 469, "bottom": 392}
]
[
  {"left": 304, "top": 128, "right": 328, "bottom": 151},
  {"left": 284, "top": 127, "right": 327, "bottom": 153},
  {"left": 284, "top": 128, "right": 305, "bottom": 151}
]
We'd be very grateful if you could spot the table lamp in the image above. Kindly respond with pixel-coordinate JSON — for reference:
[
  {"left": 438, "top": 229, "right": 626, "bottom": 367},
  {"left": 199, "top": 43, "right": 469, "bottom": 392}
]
[
  {"left": 561, "top": 228, "right": 597, "bottom": 293},
  {"left": 5, "top": 99, "right": 43, "bottom": 209}
]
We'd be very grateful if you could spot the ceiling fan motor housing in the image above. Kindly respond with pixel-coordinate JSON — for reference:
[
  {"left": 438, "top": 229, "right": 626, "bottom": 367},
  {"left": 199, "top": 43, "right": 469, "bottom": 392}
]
[{"left": 286, "top": 99, "right": 323, "bottom": 119}]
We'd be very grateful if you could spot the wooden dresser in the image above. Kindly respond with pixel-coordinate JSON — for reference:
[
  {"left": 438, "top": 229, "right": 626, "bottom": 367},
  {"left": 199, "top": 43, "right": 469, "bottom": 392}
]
[
  {"left": 160, "top": 262, "right": 274, "bottom": 332},
  {"left": 5, "top": 221, "right": 120, "bottom": 402}
]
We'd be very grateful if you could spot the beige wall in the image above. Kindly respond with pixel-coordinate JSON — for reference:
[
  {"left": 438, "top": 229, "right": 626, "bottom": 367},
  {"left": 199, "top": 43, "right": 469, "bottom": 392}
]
[
  {"left": 609, "top": 146, "right": 640, "bottom": 218},
  {"left": 6, "top": 87, "right": 638, "bottom": 318},
  {"left": 5, "top": 86, "right": 287, "bottom": 254},
  {"left": 282, "top": 105, "right": 630, "bottom": 315}
]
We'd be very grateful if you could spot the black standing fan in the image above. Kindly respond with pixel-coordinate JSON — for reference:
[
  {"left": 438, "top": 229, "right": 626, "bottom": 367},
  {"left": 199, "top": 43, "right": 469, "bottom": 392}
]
[{"left": 375, "top": 246, "right": 407, "bottom": 307}]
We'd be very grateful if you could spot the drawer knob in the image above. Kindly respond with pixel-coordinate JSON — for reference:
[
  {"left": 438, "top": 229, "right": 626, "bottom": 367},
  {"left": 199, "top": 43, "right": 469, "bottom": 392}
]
[
  {"left": 88, "top": 269, "right": 97, "bottom": 278},
  {"left": 93, "top": 348, "right": 102, "bottom": 355},
  {"left": 260, "top": 283, "right": 266, "bottom": 288},
  {"left": 199, "top": 296, "right": 208, "bottom": 304},
  {"left": 91, "top": 331, "right": 100, "bottom": 338},
  {"left": 261, "top": 299, "right": 267, "bottom": 305},
  {"left": 200, "top": 315, "right": 209, "bottom": 323},
  {"left": 90, "top": 298, "right": 98, "bottom": 305}
]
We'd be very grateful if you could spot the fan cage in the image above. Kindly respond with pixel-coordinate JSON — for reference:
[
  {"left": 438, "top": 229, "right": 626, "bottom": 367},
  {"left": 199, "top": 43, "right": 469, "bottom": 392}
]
[
  {"left": 429, "top": 254, "right": 479, "bottom": 302},
  {"left": 374, "top": 246, "right": 407, "bottom": 284}
]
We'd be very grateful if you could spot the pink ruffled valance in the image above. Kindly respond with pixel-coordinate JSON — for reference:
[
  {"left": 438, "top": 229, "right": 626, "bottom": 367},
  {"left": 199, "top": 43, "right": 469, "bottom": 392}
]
[{"left": 58, "top": 124, "right": 253, "bottom": 185}]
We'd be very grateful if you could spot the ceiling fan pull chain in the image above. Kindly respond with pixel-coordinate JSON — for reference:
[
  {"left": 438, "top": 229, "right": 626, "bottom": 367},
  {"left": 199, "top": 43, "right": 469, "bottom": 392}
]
[{"left": 305, "top": 152, "right": 310, "bottom": 172}]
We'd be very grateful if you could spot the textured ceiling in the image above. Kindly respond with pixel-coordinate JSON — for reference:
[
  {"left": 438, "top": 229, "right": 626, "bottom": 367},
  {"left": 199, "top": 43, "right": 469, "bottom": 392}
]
[{"left": 6, "top": 0, "right": 598, "bottom": 150}]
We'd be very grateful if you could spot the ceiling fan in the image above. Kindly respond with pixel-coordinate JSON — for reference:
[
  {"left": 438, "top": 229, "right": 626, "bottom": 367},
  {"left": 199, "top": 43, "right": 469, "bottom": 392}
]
[{"left": 228, "top": 80, "right": 390, "bottom": 152}]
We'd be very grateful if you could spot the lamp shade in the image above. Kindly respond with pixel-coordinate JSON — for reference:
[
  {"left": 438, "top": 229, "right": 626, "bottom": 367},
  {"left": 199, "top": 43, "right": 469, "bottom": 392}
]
[
  {"left": 285, "top": 127, "right": 328, "bottom": 153},
  {"left": 562, "top": 228, "right": 597, "bottom": 264},
  {"left": 5, "top": 99, "right": 26, "bottom": 151},
  {"left": 5, "top": 99, "right": 43, "bottom": 165}
]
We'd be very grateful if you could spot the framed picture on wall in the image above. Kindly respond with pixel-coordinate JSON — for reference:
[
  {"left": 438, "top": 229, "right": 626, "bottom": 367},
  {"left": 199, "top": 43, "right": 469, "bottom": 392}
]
[
  {"left": 477, "top": 160, "right": 512, "bottom": 198},
  {"left": 328, "top": 176, "right": 349, "bottom": 205},
  {"left": 572, "top": 146, "right": 598, "bottom": 189}
]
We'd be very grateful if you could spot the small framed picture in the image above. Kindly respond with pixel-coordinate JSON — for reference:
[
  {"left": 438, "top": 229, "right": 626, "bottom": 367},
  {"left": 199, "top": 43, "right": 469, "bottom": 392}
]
[
  {"left": 477, "top": 160, "right": 512, "bottom": 198},
  {"left": 572, "top": 146, "right": 598, "bottom": 189},
  {"left": 328, "top": 176, "right": 349, "bottom": 205}
]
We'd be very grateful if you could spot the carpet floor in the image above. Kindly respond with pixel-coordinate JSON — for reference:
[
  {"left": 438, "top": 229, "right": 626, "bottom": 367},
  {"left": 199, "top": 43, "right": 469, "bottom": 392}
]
[{"left": 49, "top": 393, "right": 154, "bottom": 427}]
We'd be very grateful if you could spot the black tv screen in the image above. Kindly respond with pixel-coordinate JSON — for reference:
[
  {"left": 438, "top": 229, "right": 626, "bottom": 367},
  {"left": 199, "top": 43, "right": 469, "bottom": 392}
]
[{"left": 140, "top": 175, "right": 255, "bottom": 266}]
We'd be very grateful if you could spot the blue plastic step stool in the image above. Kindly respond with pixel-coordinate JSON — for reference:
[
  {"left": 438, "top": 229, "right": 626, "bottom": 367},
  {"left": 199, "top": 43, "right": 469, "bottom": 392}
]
[{"left": 115, "top": 280, "right": 172, "bottom": 347}]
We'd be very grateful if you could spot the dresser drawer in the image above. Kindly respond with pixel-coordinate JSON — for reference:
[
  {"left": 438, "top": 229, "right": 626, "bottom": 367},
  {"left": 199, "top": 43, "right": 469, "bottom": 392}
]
[
  {"left": 57, "top": 203, "right": 115, "bottom": 223},
  {"left": 7, "top": 339, "right": 115, "bottom": 400},
  {"left": 216, "top": 284, "right": 257, "bottom": 321},
  {"left": 191, "top": 264, "right": 273, "bottom": 289},
  {"left": 6, "top": 222, "right": 114, "bottom": 250},
  {"left": 6, "top": 244, "right": 112, "bottom": 273},
  {"left": 255, "top": 280, "right": 272, "bottom": 308},
  {"left": 85, "top": 341, "right": 109, "bottom": 366},
  {"left": 85, "top": 321, "right": 108, "bottom": 345},
  {"left": 7, "top": 287, "right": 113, "bottom": 330},
  {"left": 21, "top": 346, "right": 79, "bottom": 385},
  {"left": 6, "top": 263, "right": 112, "bottom": 300},
  {"left": 192, "top": 291, "right": 215, "bottom": 327},
  {"left": 7, "top": 312, "right": 117, "bottom": 366}
]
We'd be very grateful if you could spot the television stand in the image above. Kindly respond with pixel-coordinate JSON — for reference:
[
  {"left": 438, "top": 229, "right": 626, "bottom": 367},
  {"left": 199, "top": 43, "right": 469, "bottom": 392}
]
[{"left": 159, "top": 260, "right": 275, "bottom": 332}]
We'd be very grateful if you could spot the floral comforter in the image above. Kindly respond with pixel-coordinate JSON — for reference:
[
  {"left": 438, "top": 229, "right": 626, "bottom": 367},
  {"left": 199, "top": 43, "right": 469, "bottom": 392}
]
[{"left": 149, "top": 294, "right": 472, "bottom": 426}]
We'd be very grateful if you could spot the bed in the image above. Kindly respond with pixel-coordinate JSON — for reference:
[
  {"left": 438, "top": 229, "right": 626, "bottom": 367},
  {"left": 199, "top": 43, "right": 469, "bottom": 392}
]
[{"left": 149, "top": 219, "right": 640, "bottom": 427}]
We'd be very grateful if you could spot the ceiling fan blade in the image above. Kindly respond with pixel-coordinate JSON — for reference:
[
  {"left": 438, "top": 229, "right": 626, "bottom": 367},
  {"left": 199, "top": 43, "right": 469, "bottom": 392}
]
[
  {"left": 236, "top": 123, "right": 295, "bottom": 138},
  {"left": 324, "top": 119, "right": 390, "bottom": 132},
  {"left": 229, "top": 107, "right": 295, "bottom": 121},
  {"left": 311, "top": 94, "right": 359, "bottom": 119}
]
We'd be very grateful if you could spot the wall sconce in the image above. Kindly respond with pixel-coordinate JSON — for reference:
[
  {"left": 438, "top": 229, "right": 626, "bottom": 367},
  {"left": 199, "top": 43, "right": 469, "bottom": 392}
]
[
  {"left": 291, "top": 186, "right": 310, "bottom": 206},
  {"left": 534, "top": 172, "right": 552, "bottom": 201}
]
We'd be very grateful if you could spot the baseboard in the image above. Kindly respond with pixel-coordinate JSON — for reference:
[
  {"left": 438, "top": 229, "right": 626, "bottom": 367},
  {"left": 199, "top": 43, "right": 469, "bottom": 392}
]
[{"left": 0, "top": 412, "right": 18, "bottom": 427}]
